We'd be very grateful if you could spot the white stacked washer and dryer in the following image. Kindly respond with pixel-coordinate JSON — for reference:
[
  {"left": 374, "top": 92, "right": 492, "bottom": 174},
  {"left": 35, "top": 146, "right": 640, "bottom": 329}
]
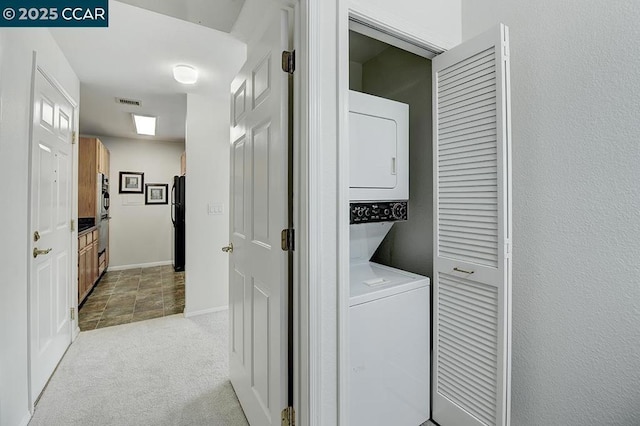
[{"left": 348, "top": 90, "right": 431, "bottom": 425}]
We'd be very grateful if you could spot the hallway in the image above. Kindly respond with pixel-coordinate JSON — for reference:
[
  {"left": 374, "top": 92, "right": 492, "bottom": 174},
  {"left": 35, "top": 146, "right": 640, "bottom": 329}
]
[
  {"left": 79, "top": 266, "right": 185, "bottom": 330},
  {"left": 29, "top": 312, "right": 247, "bottom": 426}
]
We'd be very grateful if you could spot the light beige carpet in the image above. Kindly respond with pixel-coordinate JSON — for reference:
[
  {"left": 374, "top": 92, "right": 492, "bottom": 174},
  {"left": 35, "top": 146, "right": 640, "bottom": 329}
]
[{"left": 29, "top": 312, "right": 249, "bottom": 426}]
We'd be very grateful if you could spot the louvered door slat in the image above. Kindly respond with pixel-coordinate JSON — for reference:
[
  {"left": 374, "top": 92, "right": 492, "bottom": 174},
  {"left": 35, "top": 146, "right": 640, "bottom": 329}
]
[
  {"left": 438, "top": 48, "right": 495, "bottom": 83},
  {"left": 439, "top": 131, "right": 497, "bottom": 149},
  {"left": 439, "top": 93, "right": 495, "bottom": 116},
  {"left": 437, "top": 273, "right": 499, "bottom": 425},
  {"left": 433, "top": 24, "right": 511, "bottom": 426},
  {"left": 439, "top": 342, "right": 497, "bottom": 382},
  {"left": 440, "top": 123, "right": 497, "bottom": 141},
  {"left": 441, "top": 230, "right": 498, "bottom": 244},
  {"left": 440, "top": 225, "right": 497, "bottom": 238},
  {"left": 440, "top": 108, "right": 497, "bottom": 128},
  {"left": 440, "top": 173, "right": 497, "bottom": 183},
  {"left": 440, "top": 101, "right": 496, "bottom": 123},
  {"left": 439, "top": 72, "right": 497, "bottom": 103},
  {"left": 439, "top": 85, "right": 496, "bottom": 109},
  {"left": 439, "top": 60, "right": 496, "bottom": 91},
  {"left": 439, "top": 136, "right": 497, "bottom": 152}
]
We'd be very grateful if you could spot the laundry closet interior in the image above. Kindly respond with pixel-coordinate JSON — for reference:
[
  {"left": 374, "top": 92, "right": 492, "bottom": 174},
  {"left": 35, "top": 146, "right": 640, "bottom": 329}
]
[{"left": 347, "top": 22, "right": 437, "bottom": 426}]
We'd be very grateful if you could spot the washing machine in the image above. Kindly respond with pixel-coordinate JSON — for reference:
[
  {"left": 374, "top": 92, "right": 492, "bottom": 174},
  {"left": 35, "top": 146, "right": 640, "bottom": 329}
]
[
  {"left": 349, "top": 221, "right": 430, "bottom": 426},
  {"left": 348, "top": 91, "right": 430, "bottom": 425}
]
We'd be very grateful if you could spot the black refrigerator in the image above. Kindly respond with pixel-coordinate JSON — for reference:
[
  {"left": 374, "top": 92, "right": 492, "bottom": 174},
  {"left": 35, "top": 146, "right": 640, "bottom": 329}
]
[{"left": 172, "top": 175, "right": 186, "bottom": 271}]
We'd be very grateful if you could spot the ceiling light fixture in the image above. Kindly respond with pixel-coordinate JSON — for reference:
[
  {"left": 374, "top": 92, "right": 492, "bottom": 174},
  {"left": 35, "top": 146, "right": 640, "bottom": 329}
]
[
  {"left": 132, "top": 114, "right": 157, "bottom": 136},
  {"left": 173, "top": 64, "right": 198, "bottom": 85}
]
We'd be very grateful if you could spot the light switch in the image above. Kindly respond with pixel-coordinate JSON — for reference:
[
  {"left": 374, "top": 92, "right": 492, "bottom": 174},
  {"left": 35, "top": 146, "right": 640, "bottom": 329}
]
[{"left": 208, "top": 202, "right": 224, "bottom": 215}]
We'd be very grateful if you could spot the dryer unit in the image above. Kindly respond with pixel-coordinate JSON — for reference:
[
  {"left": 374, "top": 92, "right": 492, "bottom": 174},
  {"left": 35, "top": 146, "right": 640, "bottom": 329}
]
[{"left": 349, "top": 90, "right": 409, "bottom": 201}]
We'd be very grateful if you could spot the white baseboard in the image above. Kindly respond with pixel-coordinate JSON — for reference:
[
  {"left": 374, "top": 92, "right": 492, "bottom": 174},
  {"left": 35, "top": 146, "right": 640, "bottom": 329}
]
[
  {"left": 19, "top": 411, "right": 32, "bottom": 426},
  {"left": 108, "top": 260, "right": 173, "bottom": 271},
  {"left": 184, "top": 306, "right": 228, "bottom": 318}
]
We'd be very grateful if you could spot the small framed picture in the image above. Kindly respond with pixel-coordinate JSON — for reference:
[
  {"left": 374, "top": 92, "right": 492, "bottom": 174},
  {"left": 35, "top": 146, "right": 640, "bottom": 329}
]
[
  {"left": 145, "top": 183, "right": 168, "bottom": 205},
  {"left": 119, "top": 171, "right": 144, "bottom": 194}
]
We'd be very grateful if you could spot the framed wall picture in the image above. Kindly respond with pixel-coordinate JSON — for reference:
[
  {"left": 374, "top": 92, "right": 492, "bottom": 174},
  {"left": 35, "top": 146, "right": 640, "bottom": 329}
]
[
  {"left": 145, "top": 183, "right": 169, "bottom": 205},
  {"left": 119, "top": 171, "right": 144, "bottom": 194}
]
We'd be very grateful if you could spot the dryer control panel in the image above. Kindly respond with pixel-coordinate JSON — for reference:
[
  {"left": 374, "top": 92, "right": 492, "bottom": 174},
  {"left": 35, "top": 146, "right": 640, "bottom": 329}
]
[{"left": 350, "top": 201, "right": 408, "bottom": 224}]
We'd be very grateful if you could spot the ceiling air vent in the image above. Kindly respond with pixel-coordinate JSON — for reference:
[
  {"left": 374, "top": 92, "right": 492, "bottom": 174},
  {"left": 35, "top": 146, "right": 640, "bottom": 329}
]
[{"left": 115, "top": 97, "right": 142, "bottom": 107}]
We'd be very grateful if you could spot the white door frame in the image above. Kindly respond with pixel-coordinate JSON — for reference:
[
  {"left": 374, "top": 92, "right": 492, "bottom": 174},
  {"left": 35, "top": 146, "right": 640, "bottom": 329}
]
[
  {"left": 334, "top": 2, "right": 449, "bottom": 424},
  {"left": 26, "top": 54, "right": 79, "bottom": 411}
]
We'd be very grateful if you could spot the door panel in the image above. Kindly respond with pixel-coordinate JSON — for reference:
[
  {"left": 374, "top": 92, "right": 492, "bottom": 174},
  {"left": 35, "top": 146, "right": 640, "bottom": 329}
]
[
  {"left": 432, "top": 24, "right": 512, "bottom": 426},
  {"left": 233, "top": 137, "right": 246, "bottom": 236},
  {"left": 252, "top": 121, "right": 271, "bottom": 245},
  {"left": 56, "top": 252, "right": 69, "bottom": 331},
  {"left": 30, "top": 69, "right": 74, "bottom": 402},
  {"left": 228, "top": 6, "right": 291, "bottom": 426}
]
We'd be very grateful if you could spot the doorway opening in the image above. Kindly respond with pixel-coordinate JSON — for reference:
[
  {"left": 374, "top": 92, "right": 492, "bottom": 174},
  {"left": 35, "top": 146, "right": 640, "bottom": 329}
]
[
  {"left": 75, "top": 112, "right": 188, "bottom": 331},
  {"left": 343, "top": 14, "right": 513, "bottom": 426},
  {"left": 347, "top": 25, "right": 435, "bottom": 425}
]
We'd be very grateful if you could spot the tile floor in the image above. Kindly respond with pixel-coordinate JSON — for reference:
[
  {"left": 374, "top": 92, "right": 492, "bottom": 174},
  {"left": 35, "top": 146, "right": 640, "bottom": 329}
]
[{"left": 78, "top": 265, "right": 185, "bottom": 331}]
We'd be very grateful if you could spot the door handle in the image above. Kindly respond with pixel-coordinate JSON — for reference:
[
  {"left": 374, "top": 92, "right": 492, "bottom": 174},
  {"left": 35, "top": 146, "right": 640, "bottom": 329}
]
[
  {"left": 221, "top": 243, "right": 234, "bottom": 253},
  {"left": 33, "top": 247, "right": 52, "bottom": 258}
]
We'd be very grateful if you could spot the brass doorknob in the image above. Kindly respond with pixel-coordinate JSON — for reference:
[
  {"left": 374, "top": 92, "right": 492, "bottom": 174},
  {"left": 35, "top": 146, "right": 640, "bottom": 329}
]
[
  {"left": 33, "top": 247, "right": 52, "bottom": 258},
  {"left": 221, "top": 243, "right": 234, "bottom": 253}
]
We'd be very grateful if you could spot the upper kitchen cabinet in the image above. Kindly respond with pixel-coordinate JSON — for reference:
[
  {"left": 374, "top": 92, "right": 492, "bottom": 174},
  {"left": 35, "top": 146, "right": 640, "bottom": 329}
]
[
  {"left": 180, "top": 151, "right": 186, "bottom": 175},
  {"left": 97, "top": 140, "right": 110, "bottom": 177},
  {"left": 79, "top": 137, "right": 110, "bottom": 219}
]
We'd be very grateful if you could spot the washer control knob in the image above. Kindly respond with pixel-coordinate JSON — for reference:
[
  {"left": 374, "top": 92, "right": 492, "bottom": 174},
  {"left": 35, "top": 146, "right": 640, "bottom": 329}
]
[{"left": 391, "top": 203, "right": 407, "bottom": 220}]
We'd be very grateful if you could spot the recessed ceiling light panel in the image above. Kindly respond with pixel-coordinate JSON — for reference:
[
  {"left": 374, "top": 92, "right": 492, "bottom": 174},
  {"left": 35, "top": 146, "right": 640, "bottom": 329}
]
[
  {"left": 173, "top": 64, "right": 198, "bottom": 85},
  {"left": 132, "top": 114, "right": 156, "bottom": 136}
]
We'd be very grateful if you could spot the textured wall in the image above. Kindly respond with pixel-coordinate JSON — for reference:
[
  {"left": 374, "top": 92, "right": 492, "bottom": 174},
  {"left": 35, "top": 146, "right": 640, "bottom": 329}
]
[
  {"left": 359, "top": 46, "right": 434, "bottom": 279},
  {"left": 0, "top": 28, "right": 80, "bottom": 426},
  {"left": 462, "top": 2, "right": 640, "bottom": 424}
]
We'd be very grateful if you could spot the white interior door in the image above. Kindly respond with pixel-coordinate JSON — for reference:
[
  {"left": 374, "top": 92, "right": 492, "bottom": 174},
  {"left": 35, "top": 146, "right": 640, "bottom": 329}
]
[
  {"left": 432, "top": 24, "right": 512, "bottom": 426},
  {"left": 30, "top": 69, "right": 74, "bottom": 402},
  {"left": 228, "top": 6, "right": 291, "bottom": 426}
]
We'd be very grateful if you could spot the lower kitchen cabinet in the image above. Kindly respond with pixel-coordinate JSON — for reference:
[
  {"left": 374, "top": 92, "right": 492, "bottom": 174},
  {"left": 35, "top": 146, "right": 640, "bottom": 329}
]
[{"left": 78, "top": 228, "right": 99, "bottom": 304}]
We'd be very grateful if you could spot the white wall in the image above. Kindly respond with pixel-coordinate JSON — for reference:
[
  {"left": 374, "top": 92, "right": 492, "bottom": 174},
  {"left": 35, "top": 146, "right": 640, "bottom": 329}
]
[
  {"left": 99, "top": 136, "right": 185, "bottom": 269},
  {"left": 184, "top": 94, "right": 231, "bottom": 315},
  {"left": 462, "top": 2, "right": 640, "bottom": 424},
  {"left": 0, "top": 29, "right": 79, "bottom": 426}
]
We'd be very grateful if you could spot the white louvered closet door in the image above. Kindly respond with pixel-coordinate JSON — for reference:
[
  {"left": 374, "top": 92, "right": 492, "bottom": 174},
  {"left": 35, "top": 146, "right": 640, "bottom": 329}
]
[{"left": 432, "top": 24, "right": 512, "bottom": 426}]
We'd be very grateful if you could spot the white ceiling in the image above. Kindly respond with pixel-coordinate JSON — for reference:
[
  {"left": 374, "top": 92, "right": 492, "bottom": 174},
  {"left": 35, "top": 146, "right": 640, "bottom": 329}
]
[
  {"left": 80, "top": 85, "right": 186, "bottom": 142},
  {"left": 117, "top": 0, "right": 246, "bottom": 33},
  {"left": 50, "top": 0, "right": 246, "bottom": 142}
]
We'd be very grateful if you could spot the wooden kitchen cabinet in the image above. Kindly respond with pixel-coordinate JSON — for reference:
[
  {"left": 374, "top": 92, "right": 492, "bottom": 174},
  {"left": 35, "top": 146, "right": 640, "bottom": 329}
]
[
  {"left": 78, "top": 137, "right": 110, "bottom": 219},
  {"left": 78, "top": 228, "right": 99, "bottom": 304}
]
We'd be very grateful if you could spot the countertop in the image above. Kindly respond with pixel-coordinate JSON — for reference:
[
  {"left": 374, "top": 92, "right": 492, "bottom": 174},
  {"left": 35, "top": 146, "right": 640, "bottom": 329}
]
[{"left": 78, "top": 225, "right": 97, "bottom": 236}]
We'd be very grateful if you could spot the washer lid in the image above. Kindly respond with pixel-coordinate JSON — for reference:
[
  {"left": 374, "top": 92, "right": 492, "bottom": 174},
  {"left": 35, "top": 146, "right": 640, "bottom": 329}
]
[{"left": 350, "top": 261, "right": 430, "bottom": 306}]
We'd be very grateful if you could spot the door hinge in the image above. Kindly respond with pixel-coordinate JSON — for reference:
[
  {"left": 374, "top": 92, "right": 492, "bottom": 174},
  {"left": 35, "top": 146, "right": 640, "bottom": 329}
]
[
  {"left": 70, "top": 307, "right": 75, "bottom": 321},
  {"left": 281, "top": 50, "right": 295, "bottom": 74},
  {"left": 72, "top": 130, "right": 77, "bottom": 145},
  {"left": 70, "top": 219, "right": 76, "bottom": 232},
  {"left": 281, "top": 228, "right": 295, "bottom": 251},
  {"left": 281, "top": 406, "right": 295, "bottom": 426}
]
